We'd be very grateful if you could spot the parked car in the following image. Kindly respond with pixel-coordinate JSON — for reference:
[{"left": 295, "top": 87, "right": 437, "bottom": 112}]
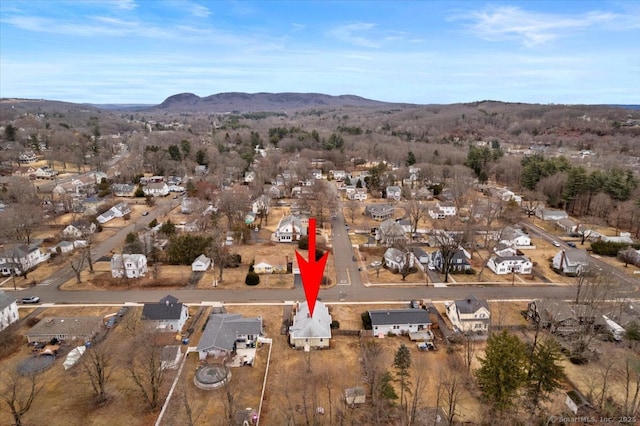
[
  {"left": 105, "top": 317, "right": 117, "bottom": 329},
  {"left": 552, "top": 241, "right": 561, "bottom": 247},
  {"left": 21, "top": 296, "right": 40, "bottom": 304},
  {"left": 142, "top": 211, "right": 149, "bottom": 216},
  {"left": 567, "top": 242, "right": 577, "bottom": 248},
  {"left": 411, "top": 300, "right": 421, "bottom": 309}
]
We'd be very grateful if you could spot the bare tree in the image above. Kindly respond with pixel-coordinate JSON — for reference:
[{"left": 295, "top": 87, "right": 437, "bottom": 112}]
[
  {"left": 0, "top": 368, "right": 41, "bottom": 426},
  {"left": 83, "top": 345, "right": 113, "bottom": 405},
  {"left": 309, "top": 179, "right": 336, "bottom": 227},
  {"left": 462, "top": 331, "right": 476, "bottom": 374},
  {"left": 520, "top": 190, "right": 543, "bottom": 219},
  {"left": 221, "top": 378, "right": 240, "bottom": 426},
  {"left": 436, "top": 359, "right": 463, "bottom": 426},
  {"left": 622, "top": 356, "right": 640, "bottom": 417},
  {"left": 405, "top": 199, "right": 428, "bottom": 234},
  {"left": 345, "top": 199, "right": 359, "bottom": 224},
  {"left": 70, "top": 250, "right": 86, "bottom": 284},
  {"left": 409, "top": 356, "right": 429, "bottom": 425},
  {"left": 575, "top": 223, "right": 593, "bottom": 245},
  {"left": 128, "top": 333, "right": 166, "bottom": 410},
  {"left": 432, "top": 231, "right": 463, "bottom": 283},
  {"left": 0, "top": 204, "right": 44, "bottom": 246}
]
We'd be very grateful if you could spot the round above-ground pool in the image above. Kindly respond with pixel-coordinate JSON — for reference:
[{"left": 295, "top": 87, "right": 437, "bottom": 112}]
[
  {"left": 18, "top": 354, "right": 56, "bottom": 375},
  {"left": 194, "top": 364, "right": 231, "bottom": 390}
]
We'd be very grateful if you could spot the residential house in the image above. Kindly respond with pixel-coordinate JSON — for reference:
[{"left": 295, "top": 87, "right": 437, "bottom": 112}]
[
  {"left": 527, "top": 300, "right": 596, "bottom": 336},
  {"left": 110, "top": 254, "right": 147, "bottom": 278},
  {"left": 347, "top": 188, "right": 368, "bottom": 201},
  {"left": 196, "top": 313, "right": 263, "bottom": 360},
  {"left": 310, "top": 169, "right": 323, "bottom": 179},
  {"left": 364, "top": 204, "right": 394, "bottom": 221},
  {"left": 266, "top": 185, "right": 285, "bottom": 199},
  {"left": 0, "top": 290, "right": 19, "bottom": 332},
  {"left": 410, "top": 247, "right": 430, "bottom": 267},
  {"left": 0, "top": 244, "right": 48, "bottom": 276},
  {"left": 536, "top": 206, "right": 569, "bottom": 221},
  {"left": 289, "top": 301, "right": 332, "bottom": 349},
  {"left": 18, "top": 151, "right": 37, "bottom": 163},
  {"left": 415, "top": 186, "right": 434, "bottom": 200},
  {"left": 62, "top": 221, "right": 96, "bottom": 238},
  {"left": 34, "top": 166, "right": 57, "bottom": 179},
  {"left": 181, "top": 197, "right": 201, "bottom": 214},
  {"left": 111, "top": 183, "right": 136, "bottom": 197},
  {"left": 368, "top": 309, "right": 431, "bottom": 336},
  {"left": 97, "top": 202, "right": 131, "bottom": 224},
  {"left": 376, "top": 219, "right": 408, "bottom": 246},
  {"left": 493, "top": 243, "right": 518, "bottom": 257},
  {"left": 428, "top": 202, "right": 457, "bottom": 219},
  {"left": 50, "top": 241, "right": 74, "bottom": 254},
  {"left": 500, "top": 226, "right": 531, "bottom": 247},
  {"left": 253, "top": 256, "right": 288, "bottom": 274},
  {"left": 330, "top": 170, "right": 347, "bottom": 181},
  {"left": 446, "top": 294, "right": 491, "bottom": 333},
  {"left": 244, "top": 171, "right": 256, "bottom": 184},
  {"left": 431, "top": 248, "right": 471, "bottom": 273},
  {"left": 141, "top": 295, "right": 189, "bottom": 332},
  {"left": 251, "top": 195, "right": 270, "bottom": 216},
  {"left": 273, "top": 215, "right": 306, "bottom": 242},
  {"left": 345, "top": 387, "right": 366, "bottom": 405},
  {"left": 383, "top": 247, "right": 414, "bottom": 273},
  {"left": 552, "top": 248, "right": 590, "bottom": 276},
  {"left": 486, "top": 255, "right": 533, "bottom": 275},
  {"left": 143, "top": 182, "right": 170, "bottom": 197},
  {"left": 25, "top": 317, "right": 103, "bottom": 344},
  {"left": 385, "top": 185, "right": 402, "bottom": 200},
  {"left": 590, "top": 231, "right": 634, "bottom": 244},
  {"left": 191, "top": 254, "right": 211, "bottom": 272},
  {"left": 556, "top": 218, "right": 578, "bottom": 234}
]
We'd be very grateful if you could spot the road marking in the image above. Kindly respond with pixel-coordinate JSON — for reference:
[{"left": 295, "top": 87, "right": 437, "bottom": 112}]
[{"left": 39, "top": 279, "right": 52, "bottom": 286}]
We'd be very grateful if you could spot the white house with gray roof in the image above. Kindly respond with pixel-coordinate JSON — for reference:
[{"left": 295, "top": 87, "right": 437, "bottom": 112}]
[
  {"left": 111, "top": 254, "right": 147, "bottom": 278},
  {"left": 364, "top": 204, "right": 394, "bottom": 221},
  {"left": 289, "top": 301, "right": 332, "bottom": 349},
  {"left": 446, "top": 294, "right": 491, "bottom": 333},
  {"left": 487, "top": 255, "right": 533, "bottom": 275},
  {"left": 273, "top": 214, "right": 306, "bottom": 242},
  {"left": 383, "top": 247, "right": 414, "bottom": 273},
  {"left": 552, "top": 248, "right": 590, "bottom": 276},
  {"left": 141, "top": 295, "right": 188, "bottom": 332},
  {"left": 368, "top": 309, "right": 431, "bottom": 336},
  {"left": 376, "top": 219, "right": 408, "bottom": 246},
  {"left": 0, "top": 290, "right": 19, "bottom": 332},
  {"left": 196, "top": 313, "right": 263, "bottom": 360}
]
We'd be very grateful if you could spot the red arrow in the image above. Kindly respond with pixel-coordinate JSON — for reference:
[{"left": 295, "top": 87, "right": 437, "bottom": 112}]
[{"left": 295, "top": 218, "right": 328, "bottom": 317}]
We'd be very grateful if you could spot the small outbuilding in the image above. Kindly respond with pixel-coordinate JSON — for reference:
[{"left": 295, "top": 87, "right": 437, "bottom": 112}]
[
  {"left": 191, "top": 254, "right": 212, "bottom": 272},
  {"left": 345, "top": 386, "right": 366, "bottom": 405}
]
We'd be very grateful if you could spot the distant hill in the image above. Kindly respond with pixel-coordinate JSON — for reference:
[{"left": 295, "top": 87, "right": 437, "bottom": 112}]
[{"left": 147, "top": 92, "right": 415, "bottom": 113}]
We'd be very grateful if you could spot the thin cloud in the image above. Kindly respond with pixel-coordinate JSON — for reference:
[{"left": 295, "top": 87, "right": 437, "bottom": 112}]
[
  {"left": 454, "top": 5, "right": 629, "bottom": 47},
  {"left": 328, "top": 22, "right": 380, "bottom": 48}
]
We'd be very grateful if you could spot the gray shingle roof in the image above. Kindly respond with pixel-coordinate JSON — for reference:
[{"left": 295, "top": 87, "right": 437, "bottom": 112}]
[
  {"left": 196, "top": 313, "right": 262, "bottom": 352},
  {"left": 368, "top": 309, "right": 431, "bottom": 326},
  {"left": 141, "top": 295, "right": 183, "bottom": 320},
  {"left": 0, "top": 290, "right": 16, "bottom": 310},
  {"left": 454, "top": 294, "right": 489, "bottom": 314},
  {"left": 289, "top": 301, "right": 332, "bottom": 339}
]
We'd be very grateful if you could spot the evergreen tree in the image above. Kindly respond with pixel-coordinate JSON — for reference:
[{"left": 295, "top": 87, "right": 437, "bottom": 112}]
[
  {"left": 378, "top": 371, "right": 398, "bottom": 402},
  {"left": 393, "top": 343, "right": 412, "bottom": 416},
  {"left": 526, "top": 338, "right": 565, "bottom": 416},
  {"left": 475, "top": 330, "right": 527, "bottom": 412},
  {"left": 406, "top": 151, "right": 416, "bottom": 166}
]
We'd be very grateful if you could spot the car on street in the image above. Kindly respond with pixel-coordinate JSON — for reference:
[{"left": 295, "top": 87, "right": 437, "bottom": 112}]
[
  {"left": 21, "top": 296, "right": 40, "bottom": 304},
  {"left": 142, "top": 211, "right": 149, "bottom": 216},
  {"left": 567, "top": 242, "right": 576, "bottom": 248},
  {"left": 552, "top": 241, "right": 561, "bottom": 247}
]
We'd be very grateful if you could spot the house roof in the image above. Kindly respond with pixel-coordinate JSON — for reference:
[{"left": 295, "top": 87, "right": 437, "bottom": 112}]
[
  {"left": 491, "top": 255, "right": 530, "bottom": 264},
  {"left": 561, "top": 248, "right": 590, "bottom": 265},
  {"left": 0, "top": 290, "right": 17, "bottom": 310},
  {"left": 454, "top": 294, "right": 489, "bottom": 315},
  {"left": 379, "top": 219, "right": 406, "bottom": 237},
  {"left": 383, "top": 247, "right": 406, "bottom": 263},
  {"left": 196, "top": 313, "right": 262, "bottom": 352},
  {"left": 410, "top": 247, "right": 428, "bottom": 258},
  {"left": 141, "top": 295, "right": 184, "bottom": 321},
  {"left": 277, "top": 214, "right": 303, "bottom": 230},
  {"left": 0, "top": 244, "right": 39, "bottom": 259},
  {"left": 26, "top": 317, "right": 103, "bottom": 338},
  {"left": 289, "top": 301, "right": 332, "bottom": 339},
  {"left": 368, "top": 309, "right": 431, "bottom": 326}
]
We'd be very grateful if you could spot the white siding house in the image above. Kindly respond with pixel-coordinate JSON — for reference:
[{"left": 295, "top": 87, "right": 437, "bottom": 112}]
[
  {"left": 446, "top": 294, "right": 491, "bottom": 333},
  {"left": 110, "top": 254, "right": 147, "bottom": 278},
  {"left": 273, "top": 215, "right": 306, "bottom": 242},
  {"left": 141, "top": 295, "right": 188, "bottom": 332},
  {"left": 289, "top": 301, "right": 332, "bottom": 349},
  {"left": 0, "top": 291, "right": 19, "bottom": 332},
  {"left": 487, "top": 255, "right": 533, "bottom": 275},
  {"left": 368, "top": 309, "right": 431, "bottom": 336}
]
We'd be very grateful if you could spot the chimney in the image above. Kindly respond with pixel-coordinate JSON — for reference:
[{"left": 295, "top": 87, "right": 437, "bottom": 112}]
[{"left": 165, "top": 300, "right": 170, "bottom": 306}]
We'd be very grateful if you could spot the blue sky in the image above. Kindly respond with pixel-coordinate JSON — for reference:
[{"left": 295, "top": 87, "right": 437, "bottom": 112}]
[{"left": 1, "top": 0, "right": 639, "bottom": 105}]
